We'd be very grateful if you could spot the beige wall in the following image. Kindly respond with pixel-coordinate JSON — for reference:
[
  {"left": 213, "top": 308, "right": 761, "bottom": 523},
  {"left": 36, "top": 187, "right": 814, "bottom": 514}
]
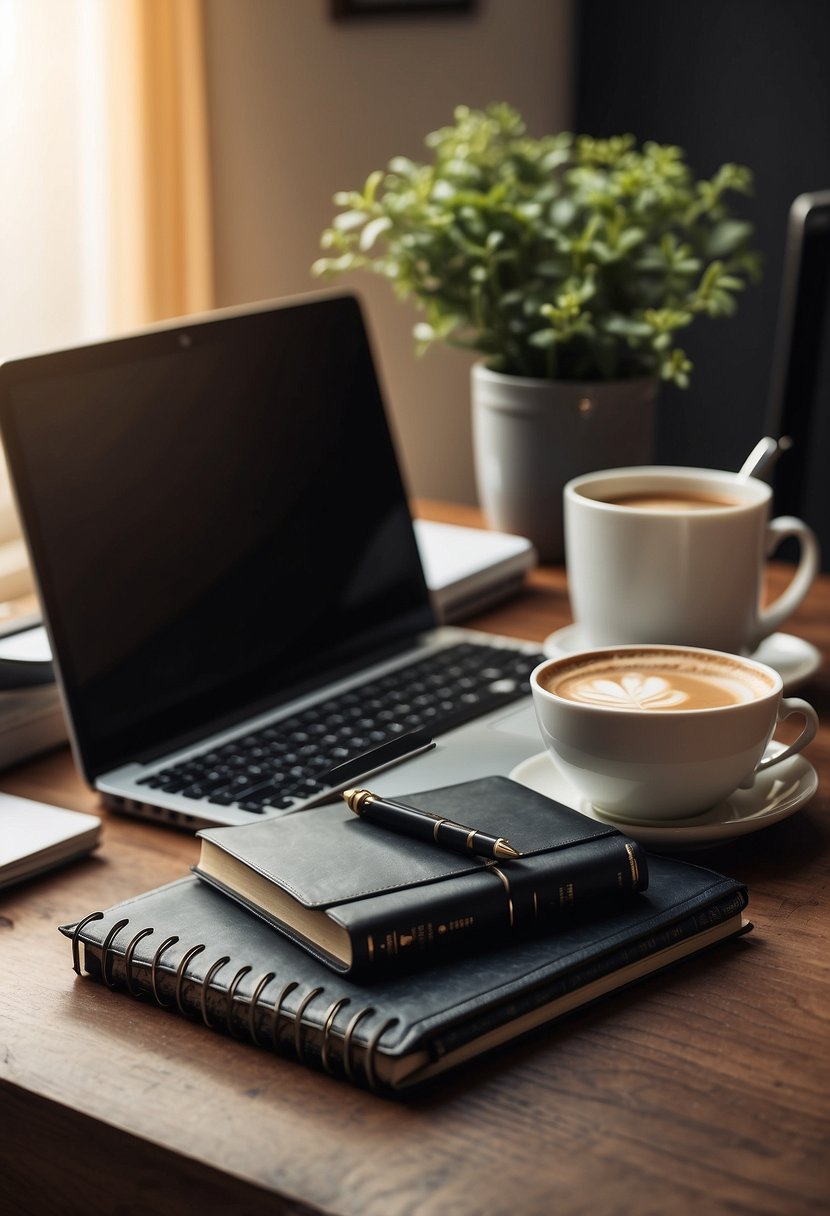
[{"left": 202, "top": 0, "right": 573, "bottom": 504}]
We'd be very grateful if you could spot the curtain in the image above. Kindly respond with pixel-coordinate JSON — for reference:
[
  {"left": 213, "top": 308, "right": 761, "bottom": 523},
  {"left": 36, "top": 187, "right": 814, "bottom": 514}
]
[
  {"left": 108, "top": 0, "right": 214, "bottom": 327},
  {"left": 0, "top": 0, "right": 214, "bottom": 609}
]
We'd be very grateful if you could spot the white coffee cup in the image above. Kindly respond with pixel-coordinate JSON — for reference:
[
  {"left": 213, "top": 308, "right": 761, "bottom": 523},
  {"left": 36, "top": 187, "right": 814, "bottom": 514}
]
[
  {"left": 530, "top": 645, "right": 818, "bottom": 821},
  {"left": 564, "top": 466, "right": 819, "bottom": 654}
]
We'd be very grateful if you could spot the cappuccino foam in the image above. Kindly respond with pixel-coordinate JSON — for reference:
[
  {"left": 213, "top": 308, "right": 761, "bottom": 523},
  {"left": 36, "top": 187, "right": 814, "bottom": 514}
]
[{"left": 540, "top": 649, "right": 773, "bottom": 712}]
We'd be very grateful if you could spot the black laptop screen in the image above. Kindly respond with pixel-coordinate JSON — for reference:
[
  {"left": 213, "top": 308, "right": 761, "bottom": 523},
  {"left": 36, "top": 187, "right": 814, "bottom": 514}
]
[{"left": 0, "top": 295, "right": 434, "bottom": 779}]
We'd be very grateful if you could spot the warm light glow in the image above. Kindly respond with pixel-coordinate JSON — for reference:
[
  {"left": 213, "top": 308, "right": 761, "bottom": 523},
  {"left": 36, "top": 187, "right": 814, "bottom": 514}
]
[
  {"left": 0, "top": 0, "right": 110, "bottom": 363},
  {"left": 0, "top": 1, "right": 115, "bottom": 560}
]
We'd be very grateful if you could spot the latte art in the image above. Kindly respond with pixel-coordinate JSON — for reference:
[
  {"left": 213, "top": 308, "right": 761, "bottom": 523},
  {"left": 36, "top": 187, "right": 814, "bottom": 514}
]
[
  {"left": 568, "top": 674, "right": 688, "bottom": 709},
  {"left": 541, "top": 650, "right": 773, "bottom": 711}
]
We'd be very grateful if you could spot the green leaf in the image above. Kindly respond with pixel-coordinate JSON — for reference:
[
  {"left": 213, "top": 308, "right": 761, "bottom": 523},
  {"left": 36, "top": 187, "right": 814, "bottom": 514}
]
[
  {"left": 359, "top": 216, "right": 392, "bottom": 251},
  {"left": 603, "top": 315, "right": 653, "bottom": 338},
  {"left": 706, "top": 219, "right": 754, "bottom": 258},
  {"left": 333, "top": 210, "right": 369, "bottom": 232},
  {"left": 616, "top": 227, "right": 646, "bottom": 253},
  {"left": 388, "top": 156, "right": 417, "bottom": 177}
]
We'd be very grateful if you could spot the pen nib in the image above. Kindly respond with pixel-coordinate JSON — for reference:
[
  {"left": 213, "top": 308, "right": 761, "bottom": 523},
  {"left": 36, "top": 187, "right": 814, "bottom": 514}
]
[{"left": 494, "top": 838, "right": 520, "bottom": 860}]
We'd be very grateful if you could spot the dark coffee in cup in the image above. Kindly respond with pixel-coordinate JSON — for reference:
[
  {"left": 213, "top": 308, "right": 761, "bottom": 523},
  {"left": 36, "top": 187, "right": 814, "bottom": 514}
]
[
  {"left": 601, "top": 490, "right": 742, "bottom": 511},
  {"left": 564, "top": 466, "right": 820, "bottom": 653}
]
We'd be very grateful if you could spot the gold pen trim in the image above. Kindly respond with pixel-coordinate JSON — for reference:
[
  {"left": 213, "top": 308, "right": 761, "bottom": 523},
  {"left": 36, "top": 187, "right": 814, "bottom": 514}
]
[
  {"left": 433, "top": 818, "right": 446, "bottom": 842},
  {"left": 343, "top": 788, "right": 373, "bottom": 815},
  {"left": 625, "top": 842, "right": 640, "bottom": 888},
  {"left": 466, "top": 828, "right": 477, "bottom": 850},
  {"left": 490, "top": 866, "right": 514, "bottom": 928}
]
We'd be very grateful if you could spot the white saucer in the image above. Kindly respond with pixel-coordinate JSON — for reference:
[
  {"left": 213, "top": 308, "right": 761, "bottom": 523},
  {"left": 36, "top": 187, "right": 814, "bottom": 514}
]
[
  {"left": 509, "top": 746, "right": 818, "bottom": 848},
  {"left": 541, "top": 626, "right": 821, "bottom": 693}
]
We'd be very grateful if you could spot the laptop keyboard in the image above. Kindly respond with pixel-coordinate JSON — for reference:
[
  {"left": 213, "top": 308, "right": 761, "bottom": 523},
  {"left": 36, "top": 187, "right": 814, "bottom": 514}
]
[{"left": 136, "top": 641, "right": 545, "bottom": 814}]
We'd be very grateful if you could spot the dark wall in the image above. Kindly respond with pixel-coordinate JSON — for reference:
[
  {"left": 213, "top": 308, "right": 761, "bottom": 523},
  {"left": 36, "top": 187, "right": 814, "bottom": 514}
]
[{"left": 574, "top": 0, "right": 830, "bottom": 477}]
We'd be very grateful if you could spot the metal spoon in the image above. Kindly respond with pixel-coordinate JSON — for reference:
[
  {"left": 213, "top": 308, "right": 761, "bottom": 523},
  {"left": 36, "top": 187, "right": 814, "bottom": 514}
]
[{"left": 738, "top": 435, "right": 792, "bottom": 481}]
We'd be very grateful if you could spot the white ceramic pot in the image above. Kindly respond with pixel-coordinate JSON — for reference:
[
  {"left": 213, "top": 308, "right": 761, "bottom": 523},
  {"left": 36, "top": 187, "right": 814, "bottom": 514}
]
[{"left": 471, "top": 365, "right": 658, "bottom": 561}]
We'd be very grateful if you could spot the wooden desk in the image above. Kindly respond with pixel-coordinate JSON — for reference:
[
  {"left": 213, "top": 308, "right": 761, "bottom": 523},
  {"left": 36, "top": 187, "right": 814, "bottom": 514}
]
[{"left": 2, "top": 504, "right": 829, "bottom": 1216}]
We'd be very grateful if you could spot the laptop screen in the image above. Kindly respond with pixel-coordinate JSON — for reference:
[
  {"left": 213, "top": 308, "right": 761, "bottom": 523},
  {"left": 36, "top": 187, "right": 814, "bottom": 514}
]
[{"left": 0, "top": 294, "right": 434, "bottom": 779}]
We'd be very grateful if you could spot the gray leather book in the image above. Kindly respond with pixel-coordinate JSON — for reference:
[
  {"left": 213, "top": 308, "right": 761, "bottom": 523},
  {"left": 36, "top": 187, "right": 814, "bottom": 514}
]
[
  {"left": 192, "top": 777, "right": 650, "bottom": 976},
  {"left": 60, "top": 859, "right": 749, "bottom": 1095}
]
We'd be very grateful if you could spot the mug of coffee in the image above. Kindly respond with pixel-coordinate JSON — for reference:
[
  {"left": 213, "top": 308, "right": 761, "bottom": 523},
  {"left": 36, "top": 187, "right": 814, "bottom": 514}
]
[
  {"left": 530, "top": 645, "right": 818, "bottom": 821},
  {"left": 564, "top": 466, "right": 819, "bottom": 654}
]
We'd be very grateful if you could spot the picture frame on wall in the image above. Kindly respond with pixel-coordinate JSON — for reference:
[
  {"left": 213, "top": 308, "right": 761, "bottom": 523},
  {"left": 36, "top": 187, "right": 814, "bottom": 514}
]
[{"left": 333, "top": 0, "right": 475, "bottom": 17}]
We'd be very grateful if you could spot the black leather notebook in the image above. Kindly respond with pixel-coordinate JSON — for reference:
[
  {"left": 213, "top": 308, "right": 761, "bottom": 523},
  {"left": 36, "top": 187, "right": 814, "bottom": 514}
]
[
  {"left": 193, "top": 776, "right": 649, "bottom": 975},
  {"left": 61, "top": 859, "right": 749, "bottom": 1095}
]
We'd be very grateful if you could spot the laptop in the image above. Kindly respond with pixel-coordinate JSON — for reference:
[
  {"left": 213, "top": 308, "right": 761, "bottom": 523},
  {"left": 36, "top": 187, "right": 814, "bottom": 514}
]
[{"left": 0, "top": 293, "right": 547, "bottom": 830}]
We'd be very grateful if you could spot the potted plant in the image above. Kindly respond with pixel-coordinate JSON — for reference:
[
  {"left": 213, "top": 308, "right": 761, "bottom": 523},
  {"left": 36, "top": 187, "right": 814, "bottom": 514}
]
[{"left": 313, "top": 103, "right": 760, "bottom": 559}]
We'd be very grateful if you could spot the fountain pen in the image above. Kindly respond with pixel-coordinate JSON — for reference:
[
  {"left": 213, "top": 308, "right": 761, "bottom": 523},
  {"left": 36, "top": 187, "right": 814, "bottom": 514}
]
[{"left": 342, "top": 787, "right": 520, "bottom": 860}]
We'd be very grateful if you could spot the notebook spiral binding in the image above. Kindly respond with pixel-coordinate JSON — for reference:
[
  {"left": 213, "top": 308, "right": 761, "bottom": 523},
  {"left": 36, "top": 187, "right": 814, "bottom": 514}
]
[{"left": 70, "top": 912, "right": 400, "bottom": 1092}]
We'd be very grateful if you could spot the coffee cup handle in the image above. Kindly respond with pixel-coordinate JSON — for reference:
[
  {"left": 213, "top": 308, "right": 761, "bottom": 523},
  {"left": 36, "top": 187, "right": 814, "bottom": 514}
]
[
  {"left": 754, "top": 517, "right": 820, "bottom": 647},
  {"left": 753, "top": 697, "right": 819, "bottom": 776}
]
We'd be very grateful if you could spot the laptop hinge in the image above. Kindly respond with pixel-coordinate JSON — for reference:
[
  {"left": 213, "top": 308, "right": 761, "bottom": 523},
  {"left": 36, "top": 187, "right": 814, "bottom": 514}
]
[{"left": 130, "top": 631, "right": 436, "bottom": 767}]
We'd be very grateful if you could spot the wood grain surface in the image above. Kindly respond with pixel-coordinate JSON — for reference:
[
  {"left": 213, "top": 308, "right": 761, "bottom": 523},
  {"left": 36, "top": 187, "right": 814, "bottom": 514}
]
[{"left": 1, "top": 502, "right": 828, "bottom": 1216}]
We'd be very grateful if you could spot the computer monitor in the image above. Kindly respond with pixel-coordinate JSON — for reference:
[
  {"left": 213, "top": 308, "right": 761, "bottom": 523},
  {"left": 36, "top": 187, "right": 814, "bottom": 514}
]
[{"left": 765, "top": 191, "right": 830, "bottom": 569}]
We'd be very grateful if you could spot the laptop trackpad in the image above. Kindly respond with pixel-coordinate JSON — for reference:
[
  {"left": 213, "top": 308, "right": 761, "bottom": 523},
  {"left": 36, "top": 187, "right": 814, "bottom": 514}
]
[
  {"left": 487, "top": 700, "right": 540, "bottom": 740},
  {"left": 365, "top": 698, "right": 542, "bottom": 797}
]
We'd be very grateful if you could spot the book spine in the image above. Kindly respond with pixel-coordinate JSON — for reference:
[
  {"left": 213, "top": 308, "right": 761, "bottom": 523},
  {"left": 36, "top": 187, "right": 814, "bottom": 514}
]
[{"left": 344, "top": 835, "right": 649, "bottom": 974}]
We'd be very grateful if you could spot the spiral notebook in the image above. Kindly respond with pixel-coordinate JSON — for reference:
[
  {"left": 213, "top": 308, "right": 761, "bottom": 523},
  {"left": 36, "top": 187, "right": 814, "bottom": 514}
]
[{"left": 61, "top": 861, "right": 749, "bottom": 1095}]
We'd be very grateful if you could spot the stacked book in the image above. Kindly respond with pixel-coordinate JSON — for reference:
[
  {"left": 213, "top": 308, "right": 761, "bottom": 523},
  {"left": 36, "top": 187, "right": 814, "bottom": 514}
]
[
  {"left": 63, "top": 775, "right": 749, "bottom": 1095},
  {"left": 0, "top": 622, "right": 66, "bottom": 769}
]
